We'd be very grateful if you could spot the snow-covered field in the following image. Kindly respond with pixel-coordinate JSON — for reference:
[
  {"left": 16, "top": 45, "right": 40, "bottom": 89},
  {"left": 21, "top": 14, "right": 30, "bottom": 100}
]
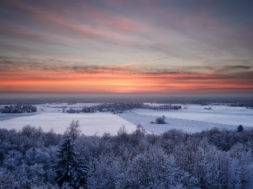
[
  {"left": 133, "top": 104, "right": 253, "bottom": 128},
  {"left": 119, "top": 111, "right": 240, "bottom": 134},
  {"left": 0, "top": 112, "right": 136, "bottom": 136},
  {"left": 0, "top": 103, "right": 252, "bottom": 135},
  {"left": 36, "top": 103, "right": 102, "bottom": 113}
]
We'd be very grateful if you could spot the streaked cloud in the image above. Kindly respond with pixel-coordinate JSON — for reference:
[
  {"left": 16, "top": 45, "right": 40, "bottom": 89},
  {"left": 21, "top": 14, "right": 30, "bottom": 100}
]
[{"left": 0, "top": 0, "right": 252, "bottom": 94}]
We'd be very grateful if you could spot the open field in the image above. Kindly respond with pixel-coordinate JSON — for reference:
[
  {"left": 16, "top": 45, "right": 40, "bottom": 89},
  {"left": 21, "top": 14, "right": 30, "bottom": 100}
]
[{"left": 0, "top": 103, "right": 252, "bottom": 135}]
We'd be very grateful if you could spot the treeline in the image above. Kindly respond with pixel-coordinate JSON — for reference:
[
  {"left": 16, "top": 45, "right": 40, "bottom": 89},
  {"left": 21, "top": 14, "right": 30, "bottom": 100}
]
[
  {"left": 0, "top": 124, "right": 253, "bottom": 188},
  {"left": 67, "top": 103, "right": 143, "bottom": 114},
  {"left": 148, "top": 104, "right": 181, "bottom": 110},
  {"left": 0, "top": 105, "right": 37, "bottom": 113},
  {"left": 66, "top": 103, "right": 181, "bottom": 114}
]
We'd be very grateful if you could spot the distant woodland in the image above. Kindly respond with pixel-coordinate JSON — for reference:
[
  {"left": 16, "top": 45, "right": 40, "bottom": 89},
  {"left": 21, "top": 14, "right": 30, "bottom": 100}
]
[{"left": 0, "top": 105, "right": 37, "bottom": 113}]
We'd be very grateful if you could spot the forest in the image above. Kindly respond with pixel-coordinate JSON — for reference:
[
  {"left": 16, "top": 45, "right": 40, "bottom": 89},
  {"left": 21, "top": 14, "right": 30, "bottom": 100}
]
[{"left": 0, "top": 122, "right": 252, "bottom": 189}]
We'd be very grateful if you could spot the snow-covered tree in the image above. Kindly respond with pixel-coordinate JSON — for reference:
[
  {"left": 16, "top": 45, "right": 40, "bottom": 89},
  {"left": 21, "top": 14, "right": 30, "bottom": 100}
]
[
  {"left": 64, "top": 120, "right": 81, "bottom": 141},
  {"left": 116, "top": 147, "right": 198, "bottom": 189},
  {"left": 55, "top": 136, "right": 88, "bottom": 189},
  {"left": 1, "top": 126, "right": 253, "bottom": 188}
]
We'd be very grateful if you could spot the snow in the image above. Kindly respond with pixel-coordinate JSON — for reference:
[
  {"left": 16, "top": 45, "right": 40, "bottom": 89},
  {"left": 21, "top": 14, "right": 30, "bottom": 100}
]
[
  {"left": 119, "top": 111, "right": 239, "bottom": 134},
  {"left": 0, "top": 103, "right": 252, "bottom": 135},
  {"left": 132, "top": 105, "right": 253, "bottom": 128},
  {"left": 36, "top": 103, "right": 101, "bottom": 113},
  {"left": 0, "top": 112, "right": 137, "bottom": 136}
]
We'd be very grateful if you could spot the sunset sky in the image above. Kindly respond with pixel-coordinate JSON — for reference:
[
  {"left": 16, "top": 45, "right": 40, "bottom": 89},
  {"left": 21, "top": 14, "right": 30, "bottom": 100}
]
[{"left": 0, "top": 0, "right": 253, "bottom": 95}]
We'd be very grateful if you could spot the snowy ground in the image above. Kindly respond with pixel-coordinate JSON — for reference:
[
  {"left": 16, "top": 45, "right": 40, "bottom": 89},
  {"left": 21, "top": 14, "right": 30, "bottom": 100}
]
[
  {"left": 0, "top": 103, "right": 252, "bottom": 135},
  {"left": 0, "top": 112, "right": 136, "bottom": 136},
  {"left": 119, "top": 111, "right": 240, "bottom": 134},
  {"left": 133, "top": 104, "right": 253, "bottom": 128},
  {"left": 36, "top": 103, "right": 101, "bottom": 113}
]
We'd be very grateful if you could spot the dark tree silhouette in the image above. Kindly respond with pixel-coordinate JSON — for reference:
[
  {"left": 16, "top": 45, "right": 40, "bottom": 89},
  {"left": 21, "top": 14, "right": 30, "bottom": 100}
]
[
  {"left": 55, "top": 136, "right": 88, "bottom": 189},
  {"left": 237, "top": 125, "right": 244, "bottom": 132},
  {"left": 156, "top": 115, "right": 166, "bottom": 124}
]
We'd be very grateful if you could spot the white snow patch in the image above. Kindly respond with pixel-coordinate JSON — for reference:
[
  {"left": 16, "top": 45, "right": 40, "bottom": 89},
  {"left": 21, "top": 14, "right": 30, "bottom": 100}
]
[
  {"left": 119, "top": 111, "right": 239, "bottom": 134},
  {"left": 0, "top": 112, "right": 137, "bottom": 136},
  {"left": 132, "top": 105, "right": 253, "bottom": 127}
]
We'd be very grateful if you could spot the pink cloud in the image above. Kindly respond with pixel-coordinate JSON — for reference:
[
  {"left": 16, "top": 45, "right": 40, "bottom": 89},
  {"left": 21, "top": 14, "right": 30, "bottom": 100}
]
[
  {"left": 10, "top": 0, "right": 142, "bottom": 40},
  {"left": 10, "top": 1, "right": 107, "bottom": 37},
  {"left": 81, "top": 5, "right": 142, "bottom": 32}
]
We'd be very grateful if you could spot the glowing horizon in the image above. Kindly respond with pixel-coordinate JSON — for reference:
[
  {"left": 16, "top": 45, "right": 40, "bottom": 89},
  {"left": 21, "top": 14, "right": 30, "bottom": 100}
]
[{"left": 0, "top": 0, "right": 253, "bottom": 95}]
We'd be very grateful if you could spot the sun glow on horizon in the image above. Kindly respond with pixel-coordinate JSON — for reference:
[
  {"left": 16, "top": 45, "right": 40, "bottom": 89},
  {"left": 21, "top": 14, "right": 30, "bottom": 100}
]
[{"left": 1, "top": 72, "right": 252, "bottom": 94}]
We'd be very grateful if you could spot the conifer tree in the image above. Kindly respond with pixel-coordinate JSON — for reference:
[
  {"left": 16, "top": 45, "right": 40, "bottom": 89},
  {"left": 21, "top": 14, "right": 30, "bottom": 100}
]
[{"left": 55, "top": 136, "right": 88, "bottom": 189}]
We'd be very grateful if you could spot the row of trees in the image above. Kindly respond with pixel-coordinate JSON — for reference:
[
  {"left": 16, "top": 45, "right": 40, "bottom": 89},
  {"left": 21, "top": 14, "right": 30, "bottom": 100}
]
[
  {"left": 67, "top": 103, "right": 144, "bottom": 114},
  {"left": 0, "top": 123, "right": 253, "bottom": 188},
  {"left": 66, "top": 103, "right": 182, "bottom": 114},
  {"left": 0, "top": 105, "right": 37, "bottom": 113}
]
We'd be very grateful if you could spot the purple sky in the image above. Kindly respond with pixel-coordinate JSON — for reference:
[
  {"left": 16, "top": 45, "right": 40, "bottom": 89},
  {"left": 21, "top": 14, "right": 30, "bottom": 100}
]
[{"left": 0, "top": 0, "right": 253, "bottom": 94}]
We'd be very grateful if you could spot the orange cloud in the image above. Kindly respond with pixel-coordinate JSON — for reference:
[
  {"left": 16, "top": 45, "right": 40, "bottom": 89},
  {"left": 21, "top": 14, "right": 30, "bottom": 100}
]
[{"left": 1, "top": 72, "right": 252, "bottom": 93}]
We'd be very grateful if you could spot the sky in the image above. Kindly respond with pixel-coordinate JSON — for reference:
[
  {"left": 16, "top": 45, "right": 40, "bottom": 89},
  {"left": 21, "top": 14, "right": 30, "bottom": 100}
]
[{"left": 0, "top": 0, "right": 253, "bottom": 95}]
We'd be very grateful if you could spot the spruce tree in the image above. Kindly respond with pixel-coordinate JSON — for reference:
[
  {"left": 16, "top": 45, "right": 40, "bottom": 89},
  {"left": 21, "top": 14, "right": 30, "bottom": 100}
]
[{"left": 55, "top": 136, "right": 88, "bottom": 189}]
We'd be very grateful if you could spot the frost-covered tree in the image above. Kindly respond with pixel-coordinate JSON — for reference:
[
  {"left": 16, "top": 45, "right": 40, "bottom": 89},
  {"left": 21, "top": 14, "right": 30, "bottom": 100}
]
[
  {"left": 55, "top": 136, "right": 88, "bottom": 189},
  {"left": 87, "top": 155, "right": 122, "bottom": 189},
  {"left": 1, "top": 126, "right": 253, "bottom": 188},
  {"left": 116, "top": 147, "right": 198, "bottom": 189},
  {"left": 64, "top": 120, "right": 81, "bottom": 141}
]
